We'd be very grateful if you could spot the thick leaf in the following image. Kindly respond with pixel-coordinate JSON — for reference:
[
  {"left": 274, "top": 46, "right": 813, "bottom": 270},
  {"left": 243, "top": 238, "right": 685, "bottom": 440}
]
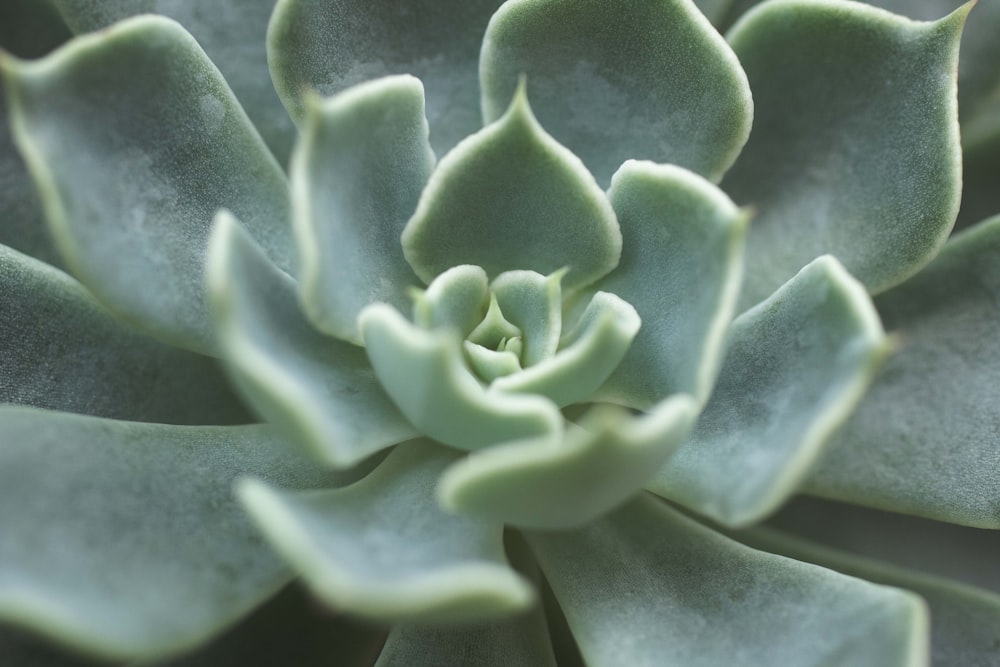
[
  {"left": 51, "top": 0, "right": 295, "bottom": 164},
  {"left": 207, "top": 212, "right": 417, "bottom": 468},
  {"left": 0, "top": 244, "right": 249, "bottom": 425},
  {"left": 1, "top": 16, "right": 293, "bottom": 354},
  {"left": 724, "top": 0, "right": 966, "bottom": 307},
  {"left": 740, "top": 509, "right": 1000, "bottom": 667},
  {"left": 412, "top": 264, "right": 490, "bottom": 336},
  {"left": 438, "top": 396, "right": 697, "bottom": 529},
  {"left": 489, "top": 270, "right": 563, "bottom": 367},
  {"left": 291, "top": 75, "right": 433, "bottom": 344},
  {"left": 239, "top": 440, "right": 536, "bottom": 623},
  {"left": 594, "top": 161, "right": 747, "bottom": 409},
  {"left": 648, "top": 256, "right": 888, "bottom": 527},
  {"left": 806, "top": 216, "right": 1000, "bottom": 528},
  {"left": 0, "top": 407, "right": 339, "bottom": 661},
  {"left": 401, "top": 82, "right": 621, "bottom": 293},
  {"left": 267, "top": 0, "right": 503, "bottom": 155},
  {"left": 527, "top": 495, "right": 928, "bottom": 667},
  {"left": 480, "top": 0, "right": 752, "bottom": 186},
  {"left": 359, "top": 303, "right": 562, "bottom": 452}
]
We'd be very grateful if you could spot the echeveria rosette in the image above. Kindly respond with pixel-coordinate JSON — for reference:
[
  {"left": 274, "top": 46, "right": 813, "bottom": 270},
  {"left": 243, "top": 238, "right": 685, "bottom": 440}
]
[{"left": 0, "top": 1, "right": 999, "bottom": 667}]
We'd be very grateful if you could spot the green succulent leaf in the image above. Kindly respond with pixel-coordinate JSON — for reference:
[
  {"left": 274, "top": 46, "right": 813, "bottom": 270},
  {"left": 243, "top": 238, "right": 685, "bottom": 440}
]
[
  {"left": 0, "top": 244, "right": 249, "bottom": 425},
  {"left": 292, "top": 75, "right": 434, "bottom": 344},
  {"left": 648, "top": 256, "right": 888, "bottom": 527},
  {"left": 359, "top": 302, "right": 563, "bottom": 451},
  {"left": 489, "top": 270, "right": 563, "bottom": 367},
  {"left": 527, "top": 495, "right": 928, "bottom": 667},
  {"left": 740, "top": 517, "right": 1000, "bottom": 667},
  {"left": 480, "top": 0, "right": 753, "bottom": 186},
  {"left": 412, "top": 265, "right": 490, "bottom": 336},
  {"left": 50, "top": 0, "right": 296, "bottom": 163},
  {"left": 238, "top": 440, "right": 536, "bottom": 623},
  {"left": 0, "top": 407, "right": 339, "bottom": 662},
  {"left": 724, "top": 0, "right": 966, "bottom": 307},
  {"left": 491, "top": 291, "right": 640, "bottom": 408},
  {"left": 806, "top": 215, "right": 1000, "bottom": 528},
  {"left": 267, "top": 0, "right": 503, "bottom": 155},
  {"left": 1, "top": 15, "right": 293, "bottom": 354},
  {"left": 593, "top": 160, "right": 747, "bottom": 409},
  {"left": 438, "top": 395, "right": 697, "bottom": 530},
  {"left": 401, "top": 82, "right": 621, "bottom": 293},
  {"left": 207, "top": 211, "right": 417, "bottom": 468}
]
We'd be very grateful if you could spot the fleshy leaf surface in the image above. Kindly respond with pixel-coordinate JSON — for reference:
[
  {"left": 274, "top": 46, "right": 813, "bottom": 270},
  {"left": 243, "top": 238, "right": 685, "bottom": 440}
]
[
  {"left": 593, "top": 161, "right": 747, "bottom": 408},
  {"left": 1, "top": 16, "right": 293, "bottom": 353},
  {"left": 0, "top": 408, "right": 339, "bottom": 661},
  {"left": 527, "top": 496, "right": 928, "bottom": 667},
  {"left": 292, "top": 75, "right": 434, "bottom": 343},
  {"left": 439, "top": 396, "right": 697, "bottom": 529},
  {"left": 489, "top": 270, "right": 563, "bottom": 367},
  {"left": 648, "top": 256, "right": 887, "bottom": 527},
  {"left": 724, "top": 0, "right": 965, "bottom": 307},
  {"left": 268, "top": 0, "right": 503, "bottom": 155},
  {"left": 480, "top": 0, "right": 752, "bottom": 186},
  {"left": 208, "top": 212, "right": 417, "bottom": 468},
  {"left": 239, "top": 440, "right": 535, "bottom": 623},
  {"left": 50, "top": 0, "right": 296, "bottom": 163},
  {"left": 412, "top": 265, "right": 490, "bottom": 336},
  {"left": 401, "top": 83, "right": 621, "bottom": 293},
  {"left": 807, "top": 215, "right": 1000, "bottom": 527},
  {"left": 359, "top": 303, "right": 562, "bottom": 451},
  {"left": 1, "top": 244, "right": 249, "bottom": 425}
]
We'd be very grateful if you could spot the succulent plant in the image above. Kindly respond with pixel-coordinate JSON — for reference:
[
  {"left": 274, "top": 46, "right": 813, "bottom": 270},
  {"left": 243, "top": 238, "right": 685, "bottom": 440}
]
[{"left": 1, "top": 0, "right": 999, "bottom": 665}]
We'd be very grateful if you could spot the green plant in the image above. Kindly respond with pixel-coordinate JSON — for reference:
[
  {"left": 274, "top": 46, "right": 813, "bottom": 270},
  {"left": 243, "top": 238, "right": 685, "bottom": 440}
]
[{"left": 1, "top": 0, "right": 999, "bottom": 664}]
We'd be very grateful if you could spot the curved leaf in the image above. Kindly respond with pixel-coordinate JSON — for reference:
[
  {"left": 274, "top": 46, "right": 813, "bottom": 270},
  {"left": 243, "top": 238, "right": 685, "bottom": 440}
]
[
  {"left": 1, "top": 16, "right": 293, "bottom": 354},
  {"left": 208, "top": 211, "right": 417, "bottom": 468},
  {"left": 359, "top": 302, "right": 562, "bottom": 451},
  {"left": 594, "top": 160, "right": 747, "bottom": 409},
  {"left": 0, "top": 244, "right": 249, "bottom": 425},
  {"left": 527, "top": 495, "right": 928, "bottom": 667},
  {"left": 480, "top": 0, "right": 753, "bottom": 186},
  {"left": 807, "top": 216, "right": 1000, "bottom": 527},
  {"left": 239, "top": 440, "right": 536, "bottom": 623},
  {"left": 267, "top": 0, "right": 503, "bottom": 155},
  {"left": 412, "top": 264, "right": 490, "bottom": 336},
  {"left": 0, "top": 407, "right": 338, "bottom": 661},
  {"left": 489, "top": 270, "right": 563, "bottom": 367},
  {"left": 724, "top": 0, "right": 966, "bottom": 307},
  {"left": 51, "top": 0, "right": 295, "bottom": 164},
  {"left": 401, "top": 82, "right": 621, "bottom": 293},
  {"left": 648, "top": 256, "right": 888, "bottom": 527},
  {"left": 439, "top": 396, "right": 697, "bottom": 530},
  {"left": 291, "top": 76, "right": 434, "bottom": 343}
]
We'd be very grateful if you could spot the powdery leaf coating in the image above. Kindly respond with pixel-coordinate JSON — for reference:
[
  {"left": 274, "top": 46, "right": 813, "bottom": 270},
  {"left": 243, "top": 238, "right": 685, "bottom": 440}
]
[
  {"left": 401, "top": 82, "right": 621, "bottom": 293},
  {"left": 807, "top": 215, "right": 1000, "bottom": 528},
  {"left": 1, "top": 16, "right": 293, "bottom": 354},
  {"left": 207, "top": 212, "right": 417, "bottom": 468},
  {"left": 527, "top": 496, "right": 928, "bottom": 667},
  {"left": 480, "top": 0, "right": 753, "bottom": 186},
  {"left": 238, "top": 440, "right": 535, "bottom": 623},
  {"left": 725, "top": 0, "right": 966, "bottom": 308}
]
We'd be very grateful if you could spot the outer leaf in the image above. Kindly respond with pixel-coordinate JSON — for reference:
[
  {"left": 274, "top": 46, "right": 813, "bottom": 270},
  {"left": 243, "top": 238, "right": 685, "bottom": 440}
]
[
  {"left": 1, "top": 16, "right": 293, "bottom": 354},
  {"left": 267, "top": 0, "right": 503, "bottom": 155},
  {"left": 807, "top": 216, "right": 1000, "bottom": 527},
  {"left": 50, "top": 0, "right": 296, "bottom": 164},
  {"left": 359, "top": 303, "right": 562, "bottom": 452},
  {"left": 480, "top": 0, "right": 753, "bottom": 186},
  {"left": 207, "top": 212, "right": 417, "bottom": 468},
  {"left": 291, "top": 76, "right": 434, "bottom": 344},
  {"left": 740, "top": 508, "right": 1000, "bottom": 667},
  {"left": 594, "top": 161, "right": 747, "bottom": 409},
  {"left": 0, "top": 244, "right": 249, "bottom": 425},
  {"left": 0, "top": 407, "right": 339, "bottom": 661},
  {"left": 648, "top": 256, "right": 888, "bottom": 527},
  {"left": 527, "top": 495, "right": 928, "bottom": 667},
  {"left": 438, "top": 396, "right": 697, "bottom": 529},
  {"left": 401, "top": 82, "right": 621, "bottom": 293},
  {"left": 238, "top": 440, "right": 536, "bottom": 623},
  {"left": 724, "top": 0, "right": 966, "bottom": 307}
]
